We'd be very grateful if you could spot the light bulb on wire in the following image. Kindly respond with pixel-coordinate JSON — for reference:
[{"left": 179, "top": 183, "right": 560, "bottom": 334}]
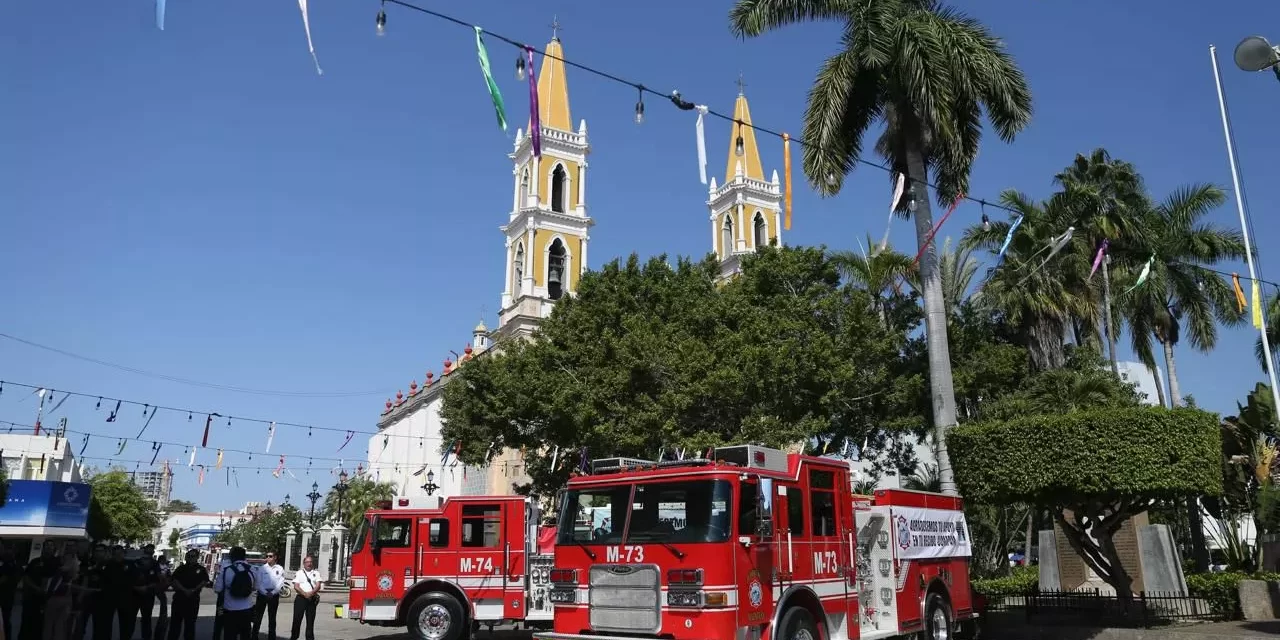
[
  {"left": 981, "top": 212, "right": 990, "bottom": 231},
  {"left": 735, "top": 134, "right": 745, "bottom": 158},
  {"left": 634, "top": 87, "right": 645, "bottom": 125},
  {"left": 908, "top": 198, "right": 918, "bottom": 213},
  {"left": 515, "top": 55, "right": 526, "bottom": 82},
  {"left": 375, "top": 2, "right": 387, "bottom": 37}
]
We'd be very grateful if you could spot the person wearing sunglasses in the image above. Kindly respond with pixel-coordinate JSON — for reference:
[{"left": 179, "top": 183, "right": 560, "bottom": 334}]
[{"left": 252, "top": 553, "right": 285, "bottom": 640}]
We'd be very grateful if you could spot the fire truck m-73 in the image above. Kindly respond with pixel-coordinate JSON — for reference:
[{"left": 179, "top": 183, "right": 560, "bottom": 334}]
[
  {"left": 537, "top": 445, "right": 976, "bottom": 640},
  {"left": 344, "top": 495, "right": 558, "bottom": 639}
]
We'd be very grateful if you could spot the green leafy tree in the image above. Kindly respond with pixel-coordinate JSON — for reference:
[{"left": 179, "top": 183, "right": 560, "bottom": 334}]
[
  {"left": 87, "top": 470, "right": 161, "bottom": 542},
  {"left": 165, "top": 499, "right": 198, "bottom": 512},
  {"left": 322, "top": 477, "right": 394, "bottom": 532},
  {"left": 950, "top": 407, "right": 1222, "bottom": 604},
  {"left": 442, "top": 247, "right": 916, "bottom": 496},
  {"left": 728, "top": 0, "right": 1034, "bottom": 495}
]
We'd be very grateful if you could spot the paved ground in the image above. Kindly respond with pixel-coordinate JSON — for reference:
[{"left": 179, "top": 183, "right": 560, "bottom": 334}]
[{"left": 9, "top": 590, "right": 538, "bottom": 640}]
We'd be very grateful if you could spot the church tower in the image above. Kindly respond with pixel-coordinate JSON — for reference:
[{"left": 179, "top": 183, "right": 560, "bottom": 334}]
[
  {"left": 706, "top": 81, "right": 782, "bottom": 280},
  {"left": 498, "top": 31, "right": 593, "bottom": 339}
]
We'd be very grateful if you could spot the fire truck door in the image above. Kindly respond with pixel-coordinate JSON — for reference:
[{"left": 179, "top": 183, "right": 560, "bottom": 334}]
[
  {"left": 458, "top": 504, "right": 507, "bottom": 612},
  {"left": 837, "top": 480, "right": 860, "bottom": 631},
  {"left": 737, "top": 480, "right": 772, "bottom": 627},
  {"left": 367, "top": 514, "right": 414, "bottom": 603},
  {"left": 502, "top": 500, "right": 528, "bottom": 618}
]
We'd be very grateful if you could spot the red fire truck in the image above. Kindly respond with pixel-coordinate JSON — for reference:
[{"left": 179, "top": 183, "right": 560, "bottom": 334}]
[
  {"left": 343, "top": 495, "right": 558, "bottom": 639},
  {"left": 537, "top": 445, "right": 976, "bottom": 640}
]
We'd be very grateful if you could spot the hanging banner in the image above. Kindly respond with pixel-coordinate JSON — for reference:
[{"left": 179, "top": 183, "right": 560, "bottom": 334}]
[{"left": 890, "top": 507, "right": 972, "bottom": 560}]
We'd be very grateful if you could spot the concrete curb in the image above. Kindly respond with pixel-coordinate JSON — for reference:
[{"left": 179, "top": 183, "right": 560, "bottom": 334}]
[{"left": 983, "top": 622, "right": 1280, "bottom": 640}]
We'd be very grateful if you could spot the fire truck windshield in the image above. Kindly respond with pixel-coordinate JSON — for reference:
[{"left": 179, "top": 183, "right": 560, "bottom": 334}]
[
  {"left": 558, "top": 479, "right": 733, "bottom": 545},
  {"left": 350, "top": 516, "right": 370, "bottom": 554}
]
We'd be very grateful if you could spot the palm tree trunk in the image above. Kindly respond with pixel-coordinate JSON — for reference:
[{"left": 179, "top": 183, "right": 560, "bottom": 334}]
[
  {"left": 1150, "top": 366, "right": 1167, "bottom": 407},
  {"left": 905, "top": 142, "right": 960, "bottom": 496},
  {"left": 1162, "top": 340, "right": 1209, "bottom": 572},
  {"left": 1163, "top": 341, "right": 1182, "bottom": 406},
  {"left": 1101, "top": 256, "right": 1120, "bottom": 377}
]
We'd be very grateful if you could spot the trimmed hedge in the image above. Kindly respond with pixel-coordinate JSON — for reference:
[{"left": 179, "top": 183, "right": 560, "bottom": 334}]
[
  {"left": 972, "top": 565, "right": 1039, "bottom": 595},
  {"left": 1186, "top": 571, "right": 1280, "bottom": 618},
  {"left": 948, "top": 407, "right": 1222, "bottom": 504}
]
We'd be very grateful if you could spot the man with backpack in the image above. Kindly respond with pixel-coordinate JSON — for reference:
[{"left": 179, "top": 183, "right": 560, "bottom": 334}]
[{"left": 213, "top": 547, "right": 256, "bottom": 640}]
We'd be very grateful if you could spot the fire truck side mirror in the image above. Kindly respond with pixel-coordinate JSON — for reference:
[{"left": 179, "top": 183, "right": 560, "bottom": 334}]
[{"left": 757, "top": 478, "right": 774, "bottom": 540}]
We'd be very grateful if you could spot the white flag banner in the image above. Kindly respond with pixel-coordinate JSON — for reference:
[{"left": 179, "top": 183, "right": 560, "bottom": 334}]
[{"left": 890, "top": 506, "right": 972, "bottom": 560}]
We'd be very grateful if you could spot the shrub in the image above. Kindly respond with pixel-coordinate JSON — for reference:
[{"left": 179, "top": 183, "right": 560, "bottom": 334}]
[
  {"left": 1186, "top": 571, "right": 1280, "bottom": 619},
  {"left": 972, "top": 565, "right": 1038, "bottom": 596}
]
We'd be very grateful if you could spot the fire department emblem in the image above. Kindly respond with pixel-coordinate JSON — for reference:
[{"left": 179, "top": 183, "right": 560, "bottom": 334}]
[
  {"left": 895, "top": 515, "right": 911, "bottom": 551},
  {"left": 748, "top": 580, "right": 763, "bottom": 608},
  {"left": 376, "top": 571, "right": 394, "bottom": 593}
]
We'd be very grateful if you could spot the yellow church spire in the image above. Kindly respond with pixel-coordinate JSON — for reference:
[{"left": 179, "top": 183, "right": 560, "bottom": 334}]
[
  {"left": 725, "top": 75, "right": 764, "bottom": 182},
  {"left": 533, "top": 22, "right": 572, "bottom": 133}
]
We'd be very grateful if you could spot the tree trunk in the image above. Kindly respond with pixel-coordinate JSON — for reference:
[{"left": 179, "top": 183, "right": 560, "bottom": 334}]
[
  {"left": 1163, "top": 340, "right": 1182, "bottom": 407},
  {"left": 1025, "top": 504, "right": 1035, "bottom": 567},
  {"left": 1028, "top": 316, "right": 1066, "bottom": 371},
  {"left": 1101, "top": 255, "right": 1120, "bottom": 377},
  {"left": 905, "top": 142, "right": 960, "bottom": 496},
  {"left": 1151, "top": 365, "right": 1167, "bottom": 408}
]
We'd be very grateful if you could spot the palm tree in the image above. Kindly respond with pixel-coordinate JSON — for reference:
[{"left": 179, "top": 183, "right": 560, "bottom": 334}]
[
  {"left": 829, "top": 238, "right": 913, "bottom": 325},
  {"left": 729, "top": 0, "right": 1033, "bottom": 496},
  {"left": 904, "top": 237, "right": 979, "bottom": 314},
  {"left": 1052, "top": 149, "right": 1149, "bottom": 376},
  {"left": 1121, "top": 184, "right": 1245, "bottom": 406},
  {"left": 322, "top": 476, "right": 395, "bottom": 532},
  {"left": 903, "top": 463, "right": 942, "bottom": 492},
  {"left": 965, "top": 191, "right": 1094, "bottom": 371},
  {"left": 1255, "top": 293, "right": 1280, "bottom": 371}
]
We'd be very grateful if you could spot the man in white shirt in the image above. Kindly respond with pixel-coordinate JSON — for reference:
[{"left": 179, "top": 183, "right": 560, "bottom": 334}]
[
  {"left": 252, "top": 552, "right": 286, "bottom": 640},
  {"left": 213, "top": 546, "right": 257, "bottom": 640},
  {"left": 288, "top": 555, "right": 322, "bottom": 640}
]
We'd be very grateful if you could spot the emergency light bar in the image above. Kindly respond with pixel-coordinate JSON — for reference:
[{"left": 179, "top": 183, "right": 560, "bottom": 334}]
[{"left": 589, "top": 458, "right": 715, "bottom": 474}]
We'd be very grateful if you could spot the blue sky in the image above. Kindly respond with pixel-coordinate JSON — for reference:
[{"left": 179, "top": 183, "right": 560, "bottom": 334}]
[{"left": 2, "top": 0, "right": 1278, "bottom": 513}]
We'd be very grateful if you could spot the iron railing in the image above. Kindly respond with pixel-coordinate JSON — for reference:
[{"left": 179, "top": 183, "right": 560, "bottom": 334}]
[{"left": 979, "top": 587, "right": 1221, "bottom": 628}]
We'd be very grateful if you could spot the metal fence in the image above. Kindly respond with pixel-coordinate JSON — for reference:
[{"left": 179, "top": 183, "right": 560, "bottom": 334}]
[{"left": 981, "top": 588, "right": 1221, "bottom": 628}]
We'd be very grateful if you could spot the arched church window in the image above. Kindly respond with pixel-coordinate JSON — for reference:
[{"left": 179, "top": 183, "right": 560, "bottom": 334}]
[
  {"left": 551, "top": 164, "right": 568, "bottom": 213},
  {"left": 519, "top": 168, "right": 530, "bottom": 206},
  {"left": 514, "top": 242, "right": 525, "bottom": 294},
  {"left": 721, "top": 215, "right": 735, "bottom": 256},
  {"left": 753, "top": 212, "right": 768, "bottom": 249},
  {"left": 548, "top": 239, "right": 566, "bottom": 300}
]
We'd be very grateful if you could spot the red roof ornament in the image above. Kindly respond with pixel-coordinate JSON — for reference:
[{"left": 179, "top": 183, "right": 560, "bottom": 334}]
[
  {"left": 395, "top": 390, "right": 404, "bottom": 405},
  {"left": 409, "top": 380, "right": 419, "bottom": 395},
  {"left": 463, "top": 343, "right": 474, "bottom": 360},
  {"left": 425, "top": 371, "right": 434, "bottom": 385},
  {"left": 384, "top": 398, "right": 393, "bottom": 413}
]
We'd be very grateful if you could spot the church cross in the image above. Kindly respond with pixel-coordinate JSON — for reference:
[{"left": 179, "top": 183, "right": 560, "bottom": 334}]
[
  {"left": 736, "top": 73, "right": 747, "bottom": 95},
  {"left": 551, "top": 16, "right": 562, "bottom": 40}
]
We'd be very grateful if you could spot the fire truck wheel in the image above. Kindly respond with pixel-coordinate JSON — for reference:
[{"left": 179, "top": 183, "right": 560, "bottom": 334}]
[
  {"left": 777, "top": 606, "right": 819, "bottom": 640},
  {"left": 924, "top": 592, "right": 953, "bottom": 640},
  {"left": 407, "top": 592, "right": 466, "bottom": 640}
]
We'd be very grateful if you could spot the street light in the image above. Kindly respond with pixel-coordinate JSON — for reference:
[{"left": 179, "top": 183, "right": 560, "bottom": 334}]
[
  {"left": 333, "top": 470, "right": 351, "bottom": 527},
  {"left": 422, "top": 470, "right": 439, "bottom": 496},
  {"left": 283, "top": 494, "right": 291, "bottom": 505},
  {"left": 306, "top": 482, "right": 322, "bottom": 526},
  {"left": 1234, "top": 35, "right": 1280, "bottom": 81}
]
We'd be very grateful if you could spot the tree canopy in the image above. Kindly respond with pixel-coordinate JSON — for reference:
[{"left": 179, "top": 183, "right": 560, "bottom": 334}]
[
  {"left": 165, "top": 499, "right": 198, "bottom": 513},
  {"left": 320, "top": 476, "right": 395, "bottom": 532},
  {"left": 87, "top": 470, "right": 161, "bottom": 542}
]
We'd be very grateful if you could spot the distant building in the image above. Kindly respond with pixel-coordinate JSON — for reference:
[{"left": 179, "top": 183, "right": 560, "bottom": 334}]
[
  {"left": 0, "top": 433, "right": 84, "bottom": 483},
  {"left": 131, "top": 470, "right": 172, "bottom": 509},
  {"left": 1116, "top": 361, "right": 1166, "bottom": 407},
  {"left": 152, "top": 511, "right": 226, "bottom": 554}
]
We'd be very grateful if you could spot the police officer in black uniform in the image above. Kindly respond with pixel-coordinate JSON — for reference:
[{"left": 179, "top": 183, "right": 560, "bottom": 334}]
[
  {"left": 132, "top": 544, "right": 163, "bottom": 640},
  {"left": 167, "top": 549, "right": 209, "bottom": 640},
  {"left": 100, "top": 545, "right": 132, "bottom": 640}
]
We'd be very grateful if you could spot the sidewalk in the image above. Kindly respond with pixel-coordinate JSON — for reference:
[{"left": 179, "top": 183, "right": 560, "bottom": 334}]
[{"left": 984, "top": 617, "right": 1280, "bottom": 640}]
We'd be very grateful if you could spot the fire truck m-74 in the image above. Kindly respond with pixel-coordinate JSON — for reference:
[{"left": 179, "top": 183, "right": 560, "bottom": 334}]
[
  {"left": 344, "top": 495, "right": 557, "bottom": 639},
  {"left": 537, "top": 445, "right": 976, "bottom": 640}
]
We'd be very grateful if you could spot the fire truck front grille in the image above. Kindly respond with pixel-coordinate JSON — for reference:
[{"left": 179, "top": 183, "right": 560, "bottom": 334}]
[{"left": 588, "top": 564, "right": 661, "bottom": 634}]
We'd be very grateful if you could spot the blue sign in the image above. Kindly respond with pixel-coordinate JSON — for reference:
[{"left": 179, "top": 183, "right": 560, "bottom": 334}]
[{"left": 0, "top": 480, "right": 92, "bottom": 529}]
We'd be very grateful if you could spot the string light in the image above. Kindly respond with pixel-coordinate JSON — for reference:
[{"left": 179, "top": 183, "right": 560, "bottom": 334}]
[
  {"left": 515, "top": 53, "right": 526, "bottom": 81},
  {"left": 634, "top": 86, "right": 645, "bottom": 125},
  {"left": 734, "top": 123, "right": 745, "bottom": 158},
  {"left": 375, "top": 1, "right": 387, "bottom": 36},
  {"left": 981, "top": 202, "right": 991, "bottom": 232}
]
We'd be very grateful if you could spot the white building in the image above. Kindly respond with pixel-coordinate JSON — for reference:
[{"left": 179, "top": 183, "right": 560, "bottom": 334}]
[
  {"left": 0, "top": 433, "right": 84, "bottom": 482},
  {"left": 153, "top": 511, "right": 225, "bottom": 551}
]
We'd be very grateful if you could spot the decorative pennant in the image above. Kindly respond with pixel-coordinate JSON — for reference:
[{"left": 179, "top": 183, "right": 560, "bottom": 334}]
[
  {"left": 296, "top": 0, "right": 323, "bottom": 76},
  {"left": 912, "top": 194, "right": 965, "bottom": 267},
  {"left": 525, "top": 46, "right": 541, "bottom": 157},
  {"left": 48, "top": 393, "right": 69, "bottom": 416},
  {"left": 782, "top": 133, "right": 793, "bottom": 230},
  {"left": 695, "top": 106, "right": 709, "bottom": 184},
  {"left": 549, "top": 445, "right": 560, "bottom": 471},
  {"left": 1044, "top": 227, "right": 1075, "bottom": 263},
  {"left": 151, "top": 443, "right": 162, "bottom": 465},
  {"left": 79, "top": 435, "right": 90, "bottom": 456},
  {"left": 1089, "top": 239, "right": 1109, "bottom": 280},
  {"left": 188, "top": 445, "right": 197, "bottom": 467},
  {"left": 38, "top": 454, "right": 45, "bottom": 475},
  {"left": 1252, "top": 280, "right": 1265, "bottom": 330},
  {"left": 1123, "top": 255, "right": 1156, "bottom": 295},
  {"left": 156, "top": 0, "right": 166, "bottom": 30},
  {"left": 274, "top": 455, "right": 286, "bottom": 478},
  {"left": 136, "top": 406, "right": 158, "bottom": 438},
  {"left": 996, "top": 215, "right": 1025, "bottom": 264},
  {"left": 337, "top": 430, "right": 355, "bottom": 452},
  {"left": 412, "top": 465, "right": 426, "bottom": 477},
  {"left": 198, "top": 465, "right": 205, "bottom": 485},
  {"left": 1234, "top": 274, "right": 1248, "bottom": 313},
  {"left": 106, "top": 400, "right": 121, "bottom": 423},
  {"left": 116, "top": 439, "right": 127, "bottom": 456},
  {"left": 215, "top": 449, "right": 224, "bottom": 469},
  {"left": 201, "top": 414, "right": 212, "bottom": 448},
  {"left": 265, "top": 421, "right": 276, "bottom": 453},
  {"left": 473, "top": 27, "right": 507, "bottom": 131},
  {"left": 878, "top": 174, "right": 907, "bottom": 253}
]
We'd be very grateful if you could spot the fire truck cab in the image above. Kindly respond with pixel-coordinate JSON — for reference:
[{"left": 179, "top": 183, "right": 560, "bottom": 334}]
[
  {"left": 537, "top": 445, "right": 975, "bottom": 640},
  {"left": 345, "top": 494, "right": 557, "bottom": 639}
]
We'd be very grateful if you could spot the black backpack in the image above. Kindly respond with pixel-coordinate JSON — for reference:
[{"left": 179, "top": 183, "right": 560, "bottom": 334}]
[{"left": 227, "top": 563, "right": 253, "bottom": 598}]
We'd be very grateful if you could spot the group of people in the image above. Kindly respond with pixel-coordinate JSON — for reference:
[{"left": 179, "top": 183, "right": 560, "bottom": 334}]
[{"left": 0, "top": 543, "right": 326, "bottom": 640}]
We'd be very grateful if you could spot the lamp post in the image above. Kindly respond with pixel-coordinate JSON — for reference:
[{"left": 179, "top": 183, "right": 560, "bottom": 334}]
[
  {"left": 1234, "top": 35, "right": 1280, "bottom": 81},
  {"left": 306, "top": 481, "right": 323, "bottom": 527},
  {"left": 422, "top": 470, "right": 439, "bottom": 496},
  {"left": 333, "top": 470, "right": 351, "bottom": 527}
]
